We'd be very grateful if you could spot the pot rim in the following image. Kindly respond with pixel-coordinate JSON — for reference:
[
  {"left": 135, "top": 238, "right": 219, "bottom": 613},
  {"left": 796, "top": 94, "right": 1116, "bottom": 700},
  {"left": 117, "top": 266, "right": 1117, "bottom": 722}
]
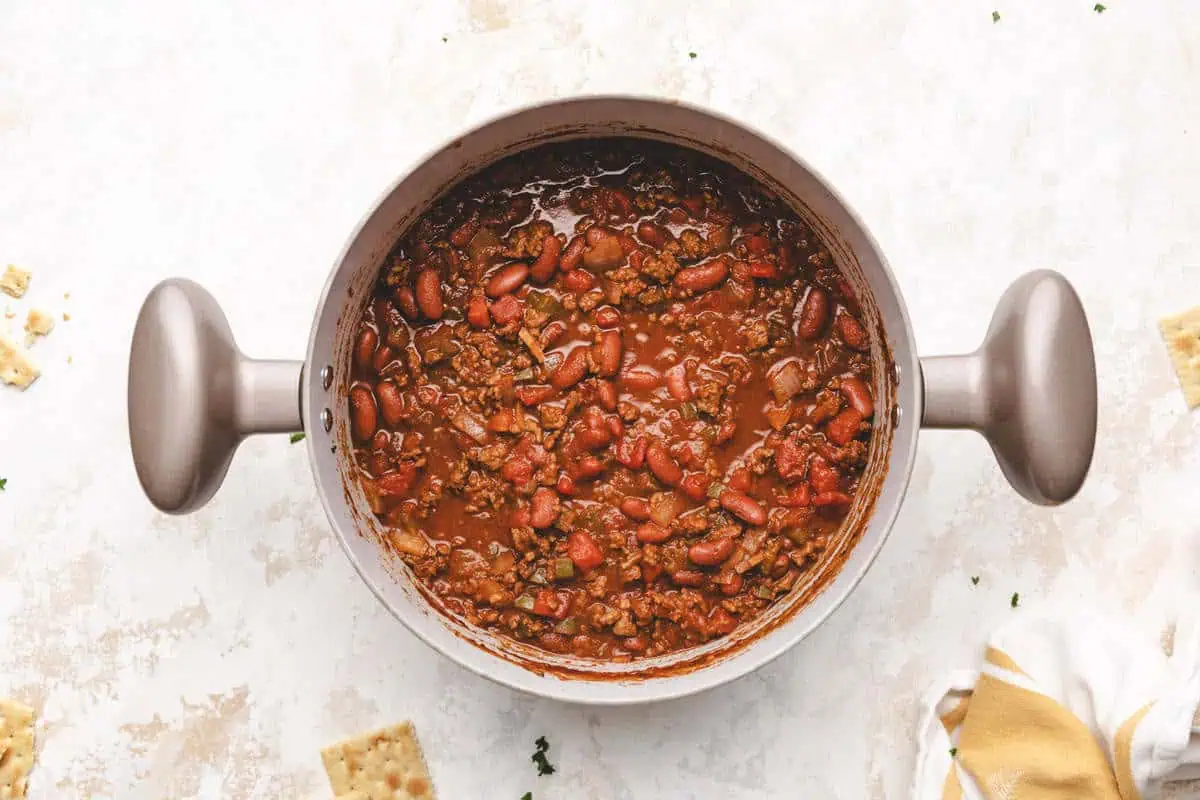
[{"left": 303, "top": 94, "right": 922, "bottom": 704}]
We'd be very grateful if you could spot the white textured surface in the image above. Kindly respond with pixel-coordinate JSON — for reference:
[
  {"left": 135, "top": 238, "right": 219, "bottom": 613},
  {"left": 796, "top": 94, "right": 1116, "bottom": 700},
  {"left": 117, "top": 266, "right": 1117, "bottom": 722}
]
[{"left": 1, "top": 1, "right": 1199, "bottom": 797}]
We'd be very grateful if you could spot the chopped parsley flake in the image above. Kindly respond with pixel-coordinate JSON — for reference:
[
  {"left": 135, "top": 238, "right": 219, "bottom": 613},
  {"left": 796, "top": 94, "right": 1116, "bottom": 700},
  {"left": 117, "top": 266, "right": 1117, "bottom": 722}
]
[
  {"left": 0, "top": 478, "right": 6, "bottom": 491},
  {"left": 442, "top": 35, "right": 448, "bottom": 42},
  {"left": 1094, "top": 3, "right": 1106, "bottom": 11},
  {"left": 289, "top": 432, "right": 306, "bottom": 444},
  {"left": 1011, "top": 592, "right": 1020, "bottom": 608},
  {"left": 971, "top": 576, "right": 980, "bottom": 586},
  {"left": 532, "top": 736, "right": 555, "bottom": 776},
  {"left": 992, "top": 10, "right": 1001, "bottom": 22},
  {"left": 521, "top": 794, "right": 532, "bottom": 800},
  {"left": 950, "top": 747, "right": 958, "bottom": 757},
  {"left": 688, "top": 51, "right": 697, "bottom": 59}
]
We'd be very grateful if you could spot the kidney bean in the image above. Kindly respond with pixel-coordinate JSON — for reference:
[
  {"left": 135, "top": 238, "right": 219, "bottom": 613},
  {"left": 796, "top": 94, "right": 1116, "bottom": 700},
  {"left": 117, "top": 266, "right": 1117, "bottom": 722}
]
[
  {"left": 556, "top": 473, "right": 577, "bottom": 496},
  {"left": 671, "top": 570, "right": 706, "bottom": 587},
  {"left": 530, "top": 487, "right": 561, "bottom": 528},
  {"left": 619, "top": 367, "right": 661, "bottom": 391},
  {"left": 489, "top": 294, "right": 522, "bottom": 325},
  {"left": 636, "top": 221, "right": 669, "bottom": 248},
  {"left": 621, "top": 497, "right": 651, "bottom": 521},
  {"left": 778, "top": 483, "right": 812, "bottom": 507},
  {"left": 808, "top": 457, "right": 841, "bottom": 495},
  {"left": 646, "top": 443, "right": 683, "bottom": 486},
  {"left": 719, "top": 489, "right": 767, "bottom": 526},
  {"left": 607, "top": 416, "right": 624, "bottom": 438},
  {"left": 748, "top": 261, "right": 778, "bottom": 280},
  {"left": 727, "top": 466, "right": 752, "bottom": 493},
  {"left": 571, "top": 456, "right": 605, "bottom": 480},
  {"left": 592, "top": 330, "right": 622, "bottom": 377},
  {"left": 838, "top": 313, "right": 869, "bottom": 351},
  {"left": 614, "top": 435, "right": 647, "bottom": 469},
  {"left": 384, "top": 318, "right": 410, "bottom": 351},
  {"left": 354, "top": 327, "right": 378, "bottom": 372},
  {"left": 486, "top": 263, "right": 530, "bottom": 298},
  {"left": 560, "top": 235, "right": 586, "bottom": 271},
  {"left": 839, "top": 376, "right": 874, "bottom": 418},
  {"left": 809, "top": 396, "right": 842, "bottom": 425},
  {"left": 718, "top": 572, "right": 744, "bottom": 597},
  {"left": 582, "top": 227, "right": 625, "bottom": 269},
  {"left": 371, "top": 345, "right": 394, "bottom": 375},
  {"left": 467, "top": 296, "right": 491, "bottom": 328},
  {"left": 515, "top": 385, "right": 555, "bottom": 406},
  {"left": 414, "top": 269, "right": 443, "bottom": 320},
  {"left": 689, "top": 536, "right": 734, "bottom": 566},
  {"left": 394, "top": 286, "right": 420, "bottom": 320},
  {"left": 370, "top": 429, "right": 391, "bottom": 453},
  {"left": 744, "top": 234, "right": 771, "bottom": 256},
  {"left": 530, "top": 234, "right": 561, "bottom": 283},
  {"left": 596, "top": 380, "right": 618, "bottom": 411},
  {"left": 826, "top": 408, "right": 864, "bottom": 446},
  {"left": 566, "top": 531, "right": 604, "bottom": 570},
  {"left": 376, "top": 380, "right": 406, "bottom": 427},
  {"left": 563, "top": 269, "right": 597, "bottom": 293},
  {"left": 636, "top": 522, "right": 672, "bottom": 543},
  {"left": 673, "top": 259, "right": 729, "bottom": 293},
  {"left": 593, "top": 305, "right": 621, "bottom": 328},
  {"left": 812, "top": 490, "right": 853, "bottom": 507},
  {"left": 679, "top": 472, "right": 713, "bottom": 502},
  {"left": 540, "top": 320, "right": 568, "bottom": 348},
  {"left": 664, "top": 363, "right": 692, "bottom": 402},
  {"left": 349, "top": 385, "right": 378, "bottom": 442},
  {"left": 550, "top": 346, "right": 590, "bottom": 389},
  {"left": 577, "top": 425, "right": 612, "bottom": 450},
  {"left": 797, "top": 287, "right": 829, "bottom": 339}
]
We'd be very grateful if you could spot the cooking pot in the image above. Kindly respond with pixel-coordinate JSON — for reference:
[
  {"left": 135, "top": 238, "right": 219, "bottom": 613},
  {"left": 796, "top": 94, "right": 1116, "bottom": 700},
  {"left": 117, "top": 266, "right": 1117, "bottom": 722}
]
[{"left": 127, "top": 97, "right": 1097, "bottom": 704}]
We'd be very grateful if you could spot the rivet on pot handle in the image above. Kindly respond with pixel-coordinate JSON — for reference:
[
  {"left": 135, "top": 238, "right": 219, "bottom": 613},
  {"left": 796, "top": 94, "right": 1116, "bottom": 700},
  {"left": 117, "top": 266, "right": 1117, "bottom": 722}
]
[
  {"left": 128, "top": 279, "right": 304, "bottom": 514},
  {"left": 920, "top": 269, "right": 1097, "bottom": 505}
]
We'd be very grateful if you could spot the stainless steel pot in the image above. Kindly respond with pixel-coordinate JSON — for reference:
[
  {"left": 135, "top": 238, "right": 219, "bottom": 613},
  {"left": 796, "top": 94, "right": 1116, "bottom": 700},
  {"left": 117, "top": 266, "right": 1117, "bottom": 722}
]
[{"left": 127, "top": 97, "right": 1097, "bottom": 704}]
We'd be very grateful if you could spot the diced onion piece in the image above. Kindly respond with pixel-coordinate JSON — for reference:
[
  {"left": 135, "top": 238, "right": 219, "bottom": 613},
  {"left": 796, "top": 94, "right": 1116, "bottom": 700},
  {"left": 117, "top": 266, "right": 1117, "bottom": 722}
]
[
  {"left": 390, "top": 528, "right": 430, "bottom": 558},
  {"left": 649, "top": 491, "right": 684, "bottom": 528},
  {"left": 767, "top": 359, "right": 805, "bottom": 404},
  {"left": 519, "top": 327, "right": 546, "bottom": 364},
  {"left": 754, "top": 584, "right": 776, "bottom": 600},
  {"left": 451, "top": 410, "right": 489, "bottom": 443},
  {"left": 764, "top": 400, "right": 793, "bottom": 431},
  {"left": 554, "top": 617, "right": 579, "bottom": 635},
  {"left": 514, "top": 593, "right": 536, "bottom": 612},
  {"left": 705, "top": 481, "right": 725, "bottom": 500}
]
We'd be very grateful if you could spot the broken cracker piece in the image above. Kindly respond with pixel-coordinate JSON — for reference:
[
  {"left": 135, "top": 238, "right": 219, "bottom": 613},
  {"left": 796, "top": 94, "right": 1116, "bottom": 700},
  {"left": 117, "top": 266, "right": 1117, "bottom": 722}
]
[
  {"left": 0, "top": 699, "right": 36, "bottom": 798},
  {"left": 0, "top": 337, "right": 39, "bottom": 390},
  {"left": 1159, "top": 306, "right": 1200, "bottom": 409},
  {"left": 321, "top": 721, "right": 435, "bottom": 800},
  {"left": 0, "top": 267, "right": 30, "bottom": 299},
  {"left": 23, "top": 310, "right": 53, "bottom": 347}
]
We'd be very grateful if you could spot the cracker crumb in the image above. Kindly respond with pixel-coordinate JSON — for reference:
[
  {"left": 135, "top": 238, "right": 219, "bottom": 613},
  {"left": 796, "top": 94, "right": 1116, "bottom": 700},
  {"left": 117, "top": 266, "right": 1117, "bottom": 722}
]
[
  {"left": 0, "top": 266, "right": 31, "bottom": 299},
  {"left": 1160, "top": 306, "right": 1200, "bottom": 409},
  {"left": 0, "top": 698, "right": 36, "bottom": 797},
  {"left": 62, "top": 312, "right": 70, "bottom": 322},
  {"left": 23, "top": 309, "right": 54, "bottom": 347},
  {"left": 0, "top": 336, "right": 39, "bottom": 389},
  {"left": 321, "top": 721, "right": 435, "bottom": 799}
]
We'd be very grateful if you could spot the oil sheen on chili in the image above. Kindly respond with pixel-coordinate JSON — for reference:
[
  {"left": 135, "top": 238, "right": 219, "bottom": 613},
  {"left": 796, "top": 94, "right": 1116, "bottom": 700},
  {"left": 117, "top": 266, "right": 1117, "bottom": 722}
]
[{"left": 348, "top": 139, "right": 877, "bottom": 661}]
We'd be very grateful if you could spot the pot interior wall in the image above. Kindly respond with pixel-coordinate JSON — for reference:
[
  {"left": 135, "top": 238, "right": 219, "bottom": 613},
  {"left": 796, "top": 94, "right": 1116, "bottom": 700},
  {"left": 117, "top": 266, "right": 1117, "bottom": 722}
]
[{"left": 302, "top": 97, "right": 921, "bottom": 702}]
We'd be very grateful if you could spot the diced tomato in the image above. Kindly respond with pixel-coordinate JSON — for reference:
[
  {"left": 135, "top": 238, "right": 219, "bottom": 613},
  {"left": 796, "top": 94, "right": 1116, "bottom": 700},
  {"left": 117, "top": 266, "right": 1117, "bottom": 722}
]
[
  {"left": 774, "top": 435, "right": 807, "bottom": 482},
  {"left": 566, "top": 531, "right": 604, "bottom": 571},
  {"left": 614, "top": 435, "right": 647, "bottom": 469},
  {"left": 778, "top": 483, "right": 811, "bottom": 508},
  {"left": 533, "top": 588, "right": 570, "bottom": 619},
  {"left": 501, "top": 457, "right": 533, "bottom": 484},
  {"left": 490, "top": 294, "right": 522, "bottom": 325}
]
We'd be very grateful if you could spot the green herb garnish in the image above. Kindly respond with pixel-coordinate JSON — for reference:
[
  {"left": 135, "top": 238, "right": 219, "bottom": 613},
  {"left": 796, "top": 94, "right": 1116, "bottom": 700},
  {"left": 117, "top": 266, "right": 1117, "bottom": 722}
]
[
  {"left": 950, "top": 747, "right": 958, "bottom": 757},
  {"left": 289, "top": 432, "right": 306, "bottom": 444},
  {"left": 521, "top": 794, "right": 532, "bottom": 800},
  {"left": 532, "top": 736, "right": 555, "bottom": 776},
  {"left": 0, "top": 478, "right": 6, "bottom": 491},
  {"left": 688, "top": 51, "right": 697, "bottom": 59},
  {"left": 442, "top": 35, "right": 449, "bottom": 42},
  {"left": 1011, "top": 592, "right": 1020, "bottom": 608},
  {"left": 971, "top": 576, "right": 979, "bottom": 586},
  {"left": 992, "top": 10, "right": 1001, "bottom": 22},
  {"left": 1094, "top": 3, "right": 1105, "bottom": 11}
]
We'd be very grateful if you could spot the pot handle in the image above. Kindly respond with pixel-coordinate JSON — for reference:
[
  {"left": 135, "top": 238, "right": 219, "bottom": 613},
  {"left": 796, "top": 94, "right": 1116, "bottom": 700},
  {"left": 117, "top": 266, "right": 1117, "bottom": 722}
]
[
  {"left": 920, "top": 270, "right": 1097, "bottom": 506},
  {"left": 128, "top": 279, "right": 304, "bottom": 514}
]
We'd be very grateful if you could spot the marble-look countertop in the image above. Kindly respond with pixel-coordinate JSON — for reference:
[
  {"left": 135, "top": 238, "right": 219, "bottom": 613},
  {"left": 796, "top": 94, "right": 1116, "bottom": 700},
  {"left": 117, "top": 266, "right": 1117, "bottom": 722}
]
[{"left": 2, "top": 1, "right": 1199, "bottom": 797}]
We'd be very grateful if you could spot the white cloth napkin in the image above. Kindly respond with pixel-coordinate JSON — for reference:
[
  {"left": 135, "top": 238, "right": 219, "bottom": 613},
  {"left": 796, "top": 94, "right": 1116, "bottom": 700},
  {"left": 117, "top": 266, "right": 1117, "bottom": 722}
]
[{"left": 913, "top": 608, "right": 1200, "bottom": 799}]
